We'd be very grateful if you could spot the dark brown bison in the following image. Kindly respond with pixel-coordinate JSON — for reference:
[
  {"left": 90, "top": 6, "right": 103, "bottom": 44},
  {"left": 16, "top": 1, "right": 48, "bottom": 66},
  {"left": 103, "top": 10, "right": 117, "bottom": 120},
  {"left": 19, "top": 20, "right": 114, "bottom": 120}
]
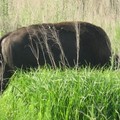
[{"left": 0, "top": 21, "right": 112, "bottom": 92}]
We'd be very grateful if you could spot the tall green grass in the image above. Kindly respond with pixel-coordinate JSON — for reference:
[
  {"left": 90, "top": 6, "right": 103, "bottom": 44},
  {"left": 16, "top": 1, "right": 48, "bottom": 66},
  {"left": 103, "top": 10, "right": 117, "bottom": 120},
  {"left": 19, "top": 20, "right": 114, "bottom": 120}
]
[{"left": 0, "top": 67, "right": 120, "bottom": 120}]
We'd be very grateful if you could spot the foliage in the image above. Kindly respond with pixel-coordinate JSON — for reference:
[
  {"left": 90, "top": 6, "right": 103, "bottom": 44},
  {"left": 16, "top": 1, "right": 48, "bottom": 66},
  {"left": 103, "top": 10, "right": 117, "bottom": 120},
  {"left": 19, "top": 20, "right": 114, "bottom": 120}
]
[{"left": 0, "top": 67, "right": 120, "bottom": 120}]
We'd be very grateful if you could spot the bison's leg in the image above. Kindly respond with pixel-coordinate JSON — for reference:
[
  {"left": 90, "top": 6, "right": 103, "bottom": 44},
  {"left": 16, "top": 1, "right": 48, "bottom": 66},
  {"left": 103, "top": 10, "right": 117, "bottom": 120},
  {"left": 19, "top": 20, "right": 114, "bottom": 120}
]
[{"left": 0, "top": 63, "right": 14, "bottom": 94}]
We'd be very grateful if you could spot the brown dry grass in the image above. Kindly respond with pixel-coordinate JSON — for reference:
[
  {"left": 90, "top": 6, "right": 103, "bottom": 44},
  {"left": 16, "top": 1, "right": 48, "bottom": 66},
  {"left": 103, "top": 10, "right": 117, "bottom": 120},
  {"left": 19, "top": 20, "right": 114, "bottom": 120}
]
[{"left": 0, "top": 0, "right": 120, "bottom": 50}]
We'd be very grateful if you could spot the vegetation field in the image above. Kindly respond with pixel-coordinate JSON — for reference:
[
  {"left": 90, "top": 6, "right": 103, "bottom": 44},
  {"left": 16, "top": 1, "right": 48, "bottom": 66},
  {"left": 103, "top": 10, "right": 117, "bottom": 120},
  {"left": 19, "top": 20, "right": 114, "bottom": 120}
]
[
  {"left": 0, "top": 0, "right": 120, "bottom": 120},
  {"left": 0, "top": 67, "right": 120, "bottom": 120}
]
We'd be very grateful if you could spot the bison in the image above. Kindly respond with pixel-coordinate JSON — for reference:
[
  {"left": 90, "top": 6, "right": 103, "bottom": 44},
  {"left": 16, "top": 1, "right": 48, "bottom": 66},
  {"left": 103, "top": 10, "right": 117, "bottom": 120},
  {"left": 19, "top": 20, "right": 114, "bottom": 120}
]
[{"left": 0, "top": 21, "right": 112, "bottom": 92}]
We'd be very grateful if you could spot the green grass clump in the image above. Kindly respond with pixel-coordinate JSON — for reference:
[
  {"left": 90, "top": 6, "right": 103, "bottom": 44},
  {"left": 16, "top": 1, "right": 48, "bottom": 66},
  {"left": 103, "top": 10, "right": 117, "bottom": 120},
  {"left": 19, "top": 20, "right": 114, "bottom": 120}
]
[{"left": 0, "top": 67, "right": 120, "bottom": 120}]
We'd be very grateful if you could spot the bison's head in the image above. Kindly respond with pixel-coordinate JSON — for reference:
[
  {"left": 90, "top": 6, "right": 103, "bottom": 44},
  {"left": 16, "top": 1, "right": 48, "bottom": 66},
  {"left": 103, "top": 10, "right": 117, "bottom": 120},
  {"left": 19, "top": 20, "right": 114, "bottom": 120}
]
[{"left": 112, "top": 53, "right": 120, "bottom": 69}]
